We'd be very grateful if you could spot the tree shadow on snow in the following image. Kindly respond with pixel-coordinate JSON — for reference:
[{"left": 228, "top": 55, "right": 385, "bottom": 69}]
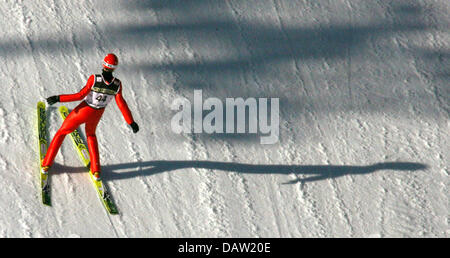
[{"left": 110, "top": 0, "right": 437, "bottom": 121}]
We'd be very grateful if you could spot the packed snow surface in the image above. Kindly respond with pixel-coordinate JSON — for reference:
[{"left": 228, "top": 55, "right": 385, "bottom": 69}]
[{"left": 0, "top": 0, "right": 448, "bottom": 237}]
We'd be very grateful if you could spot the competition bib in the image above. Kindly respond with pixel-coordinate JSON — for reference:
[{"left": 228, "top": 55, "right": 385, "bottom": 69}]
[{"left": 85, "top": 75, "right": 121, "bottom": 109}]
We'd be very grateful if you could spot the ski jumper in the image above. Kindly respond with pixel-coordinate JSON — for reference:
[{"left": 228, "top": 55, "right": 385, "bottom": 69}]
[{"left": 42, "top": 74, "right": 134, "bottom": 173}]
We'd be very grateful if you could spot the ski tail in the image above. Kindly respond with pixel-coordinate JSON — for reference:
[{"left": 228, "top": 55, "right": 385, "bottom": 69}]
[
  {"left": 58, "top": 105, "right": 118, "bottom": 214},
  {"left": 37, "top": 101, "right": 50, "bottom": 206}
]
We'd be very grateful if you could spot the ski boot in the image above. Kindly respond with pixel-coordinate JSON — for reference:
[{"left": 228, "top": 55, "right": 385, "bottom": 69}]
[{"left": 92, "top": 171, "right": 101, "bottom": 181}]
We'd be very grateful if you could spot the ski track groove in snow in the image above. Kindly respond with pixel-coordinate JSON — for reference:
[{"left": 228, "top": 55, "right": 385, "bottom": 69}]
[
  {"left": 278, "top": 127, "right": 304, "bottom": 236},
  {"left": 156, "top": 161, "right": 188, "bottom": 237},
  {"left": 153, "top": 5, "right": 234, "bottom": 237},
  {"left": 14, "top": 1, "right": 48, "bottom": 97},
  {"left": 8, "top": 185, "right": 33, "bottom": 237},
  {"left": 324, "top": 119, "right": 355, "bottom": 236},
  {"left": 150, "top": 8, "right": 200, "bottom": 237},
  {"left": 127, "top": 142, "right": 165, "bottom": 236},
  {"left": 222, "top": 141, "right": 260, "bottom": 237},
  {"left": 329, "top": 178, "right": 354, "bottom": 236},
  {"left": 402, "top": 137, "right": 435, "bottom": 236},
  {"left": 121, "top": 141, "right": 155, "bottom": 236},
  {"left": 401, "top": 98, "right": 437, "bottom": 236},
  {"left": 226, "top": 1, "right": 290, "bottom": 236},
  {"left": 10, "top": 0, "right": 44, "bottom": 157},
  {"left": 0, "top": 107, "right": 10, "bottom": 144},
  {"left": 227, "top": 1, "right": 269, "bottom": 93},
  {"left": 58, "top": 142, "right": 76, "bottom": 197},
  {"left": 271, "top": 0, "right": 306, "bottom": 87},
  {"left": 10, "top": 87, "right": 30, "bottom": 170},
  {"left": 180, "top": 8, "right": 237, "bottom": 237},
  {"left": 0, "top": 154, "right": 7, "bottom": 172},
  {"left": 81, "top": 1, "right": 108, "bottom": 58},
  {"left": 378, "top": 182, "right": 388, "bottom": 237},
  {"left": 119, "top": 5, "right": 185, "bottom": 234},
  {"left": 265, "top": 174, "right": 287, "bottom": 237},
  {"left": 382, "top": 157, "right": 432, "bottom": 237},
  {"left": 186, "top": 3, "right": 262, "bottom": 236},
  {"left": 188, "top": 134, "right": 231, "bottom": 237},
  {"left": 297, "top": 68, "right": 329, "bottom": 236},
  {"left": 345, "top": 1, "right": 355, "bottom": 111},
  {"left": 412, "top": 53, "right": 449, "bottom": 116},
  {"left": 59, "top": 1, "right": 93, "bottom": 89},
  {"left": 271, "top": 0, "right": 345, "bottom": 237},
  {"left": 129, "top": 140, "right": 152, "bottom": 194},
  {"left": 2, "top": 155, "right": 40, "bottom": 237},
  {"left": 48, "top": 1, "right": 84, "bottom": 196}
]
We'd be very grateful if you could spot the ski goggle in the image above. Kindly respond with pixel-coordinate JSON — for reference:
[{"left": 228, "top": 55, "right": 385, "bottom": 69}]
[{"left": 103, "top": 61, "right": 117, "bottom": 69}]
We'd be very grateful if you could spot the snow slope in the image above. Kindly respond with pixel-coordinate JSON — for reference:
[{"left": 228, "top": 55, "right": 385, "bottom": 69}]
[{"left": 0, "top": 0, "right": 448, "bottom": 237}]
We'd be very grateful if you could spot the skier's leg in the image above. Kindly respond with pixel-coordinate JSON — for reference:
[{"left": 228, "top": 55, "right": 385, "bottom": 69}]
[
  {"left": 85, "top": 109, "right": 104, "bottom": 175},
  {"left": 42, "top": 104, "right": 87, "bottom": 168},
  {"left": 87, "top": 134, "right": 100, "bottom": 172}
]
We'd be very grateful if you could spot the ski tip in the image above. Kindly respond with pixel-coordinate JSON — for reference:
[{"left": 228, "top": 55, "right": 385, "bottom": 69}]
[{"left": 58, "top": 105, "right": 68, "bottom": 112}]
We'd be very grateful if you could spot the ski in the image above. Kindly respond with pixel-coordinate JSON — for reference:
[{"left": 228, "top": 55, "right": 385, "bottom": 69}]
[
  {"left": 37, "top": 101, "right": 51, "bottom": 206},
  {"left": 58, "top": 105, "right": 118, "bottom": 214}
]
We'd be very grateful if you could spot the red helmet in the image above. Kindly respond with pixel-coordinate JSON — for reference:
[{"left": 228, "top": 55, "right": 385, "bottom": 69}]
[{"left": 103, "top": 53, "right": 118, "bottom": 70}]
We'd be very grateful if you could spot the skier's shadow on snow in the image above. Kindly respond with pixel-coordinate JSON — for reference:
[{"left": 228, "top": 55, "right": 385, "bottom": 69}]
[{"left": 98, "top": 161, "right": 427, "bottom": 184}]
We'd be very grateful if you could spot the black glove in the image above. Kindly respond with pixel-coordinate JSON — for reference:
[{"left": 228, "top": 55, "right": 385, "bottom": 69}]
[
  {"left": 46, "top": 96, "right": 60, "bottom": 106},
  {"left": 129, "top": 122, "right": 139, "bottom": 133}
]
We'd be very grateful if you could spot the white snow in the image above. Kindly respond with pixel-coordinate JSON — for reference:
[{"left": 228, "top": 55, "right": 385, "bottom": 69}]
[{"left": 0, "top": 0, "right": 448, "bottom": 237}]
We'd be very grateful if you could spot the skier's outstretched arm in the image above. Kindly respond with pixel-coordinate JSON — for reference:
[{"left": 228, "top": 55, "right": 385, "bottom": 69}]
[
  {"left": 115, "top": 84, "right": 139, "bottom": 133},
  {"left": 46, "top": 75, "right": 95, "bottom": 104}
]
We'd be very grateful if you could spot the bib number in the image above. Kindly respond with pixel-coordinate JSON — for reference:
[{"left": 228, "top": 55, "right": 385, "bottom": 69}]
[
  {"left": 88, "top": 92, "right": 113, "bottom": 108},
  {"left": 96, "top": 95, "right": 107, "bottom": 102}
]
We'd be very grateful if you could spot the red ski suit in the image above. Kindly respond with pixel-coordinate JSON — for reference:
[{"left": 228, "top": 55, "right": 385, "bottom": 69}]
[{"left": 42, "top": 74, "right": 134, "bottom": 173}]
